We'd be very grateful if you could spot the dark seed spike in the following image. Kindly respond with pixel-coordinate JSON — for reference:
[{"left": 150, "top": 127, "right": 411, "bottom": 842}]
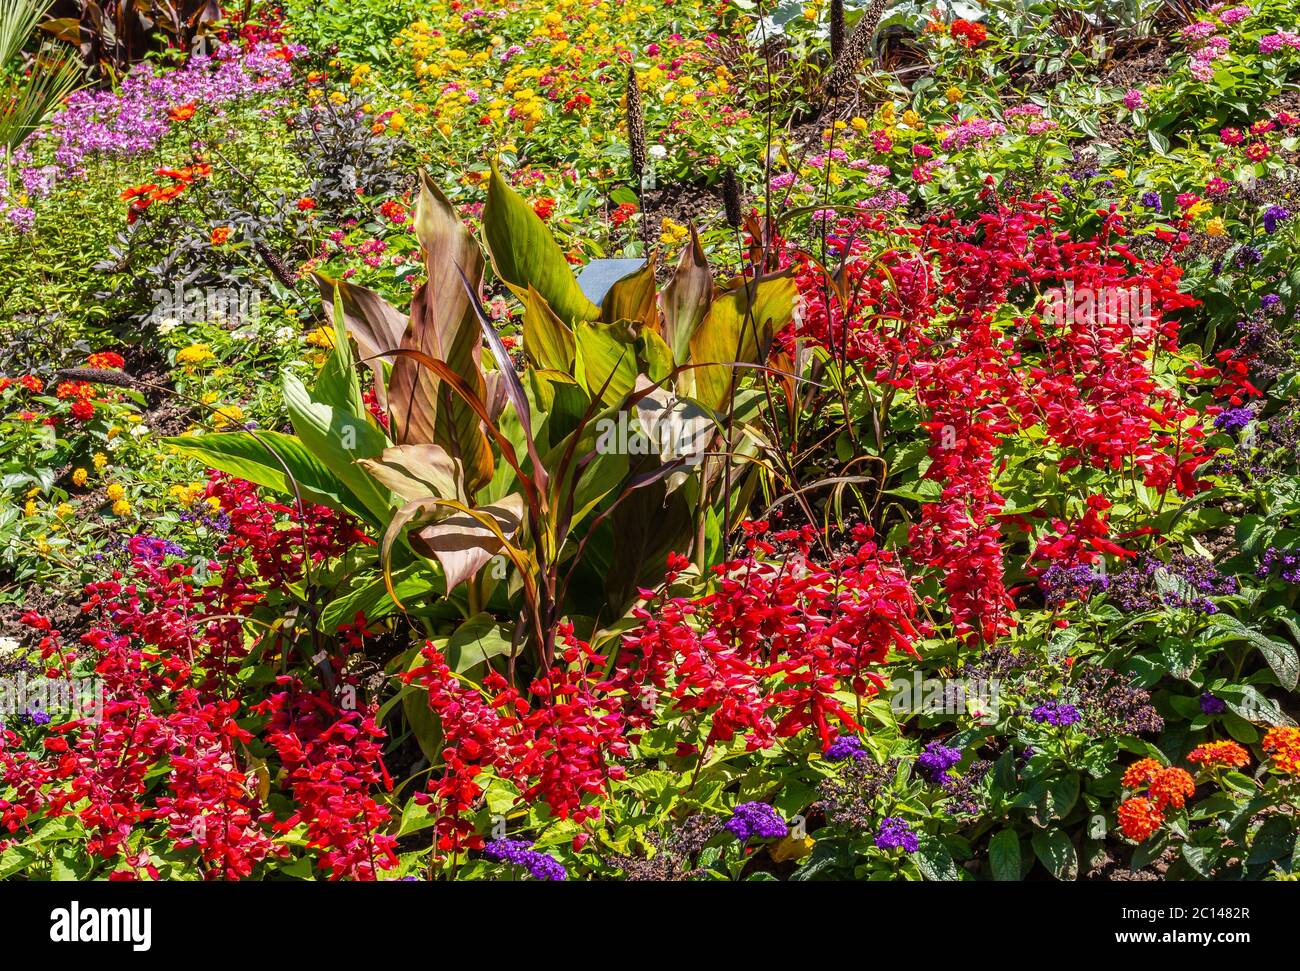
[
  {"left": 721, "top": 168, "right": 744, "bottom": 229},
  {"left": 626, "top": 65, "right": 648, "bottom": 185},
  {"left": 830, "top": 0, "right": 845, "bottom": 60},
  {"left": 53, "top": 367, "right": 137, "bottom": 388},
  {"left": 825, "top": 0, "right": 887, "bottom": 101},
  {"left": 254, "top": 239, "right": 300, "bottom": 288}
]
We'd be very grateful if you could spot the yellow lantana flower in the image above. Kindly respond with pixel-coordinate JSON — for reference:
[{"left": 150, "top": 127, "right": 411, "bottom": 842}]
[{"left": 176, "top": 344, "right": 215, "bottom": 366}]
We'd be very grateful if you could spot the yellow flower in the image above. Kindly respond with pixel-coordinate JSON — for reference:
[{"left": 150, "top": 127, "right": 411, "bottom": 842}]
[
  {"left": 306, "top": 326, "right": 336, "bottom": 349},
  {"left": 389, "top": 112, "right": 406, "bottom": 130},
  {"left": 850, "top": 116, "right": 869, "bottom": 131},
  {"left": 55, "top": 502, "right": 73, "bottom": 519},
  {"left": 211, "top": 405, "right": 245, "bottom": 429},
  {"left": 1205, "top": 217, "right": 1227, "bottom": 237},
  {"left": 24, "top": 498, "right": 37, "bottom": 517},
  {"left": 1187, "top": 200, "right": 1211, "bottom": 219},
  {"left": 902, "top": 109, "right": 921, "bottom": 127},
  {"left": 945, "top": 86, "right": 962, "bottom": 104},
  {"left": 105, "top": 482, "right": 125, "bottom": 501},
  {"left": 112, "top": 499, "right": 131, "bottom": 517},
  {"left": 35, "top": 535, "right": 51, "bottom": 555},
  {"left": 92, "top": 452, "right": 108, "bottom": 471},
  {"left": 176, "top": 344, "right": 215, "bottom": 366},
  {"left": 71, "top": 467, "right": 88, "bottom": 487}
]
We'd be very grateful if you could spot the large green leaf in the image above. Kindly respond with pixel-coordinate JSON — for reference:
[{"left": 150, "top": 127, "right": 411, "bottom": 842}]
[
  {"left": 1204, "top": 614, "right": 1299, "bottom": 691},
  {"left": 314, "top": 296, "right": 369, "bottom": 420},
  {"left": 319, "top": 565, "right": 440, "bottom": 632},
  {"left": 163, "top": 430, "right": 371, "bottom": 523},
  {"left": 575, "top": 321, "right": 638, "bottom": 406},
  {"left": 989, "top": 829, "right": 1022, "bottom": 881},
  {"left": 482, "top": 162, "right": 599, "bottom": 326},
  {"left": 445, "top": 613, "right": 515, "bottom": 673},
  {"left": 601, "top": 260, "right": 657, "bottom": 329},
  {"left": 283, "top": 370, "right": 394, "bottom": 523},
  {"left": 1031, "top": 830, "right": 1078, "bottom": 881},
  {"left": 520, "top": 284, "right": 576, "bottom": 372},
  {"left": 687, "top": 269, "right": 796, "bottom": 412}
]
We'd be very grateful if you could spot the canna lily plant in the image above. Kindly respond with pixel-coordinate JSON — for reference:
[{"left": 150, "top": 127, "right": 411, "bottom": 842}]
[{"left": 167, "top": 164, "right": 797, "bottom": 672}]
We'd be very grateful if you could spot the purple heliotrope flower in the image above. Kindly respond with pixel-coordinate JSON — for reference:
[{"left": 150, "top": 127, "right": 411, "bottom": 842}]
[
  {"left": 128, "top": 534, "right": 186, "bottom": 563},
  {"left": 1263, "top": 204, "right": 1291, "bottom": 234},
  {"left": 1140, "top": 191, "right": 1162, "bottom": 212},
  {"left": 1199, "top": 692, "right": 1227, "bottom": 715},
  {"left": 1258, "top": 546, "right": 1300, "bottom": 583},
  {"left": 1213, "top": 406, "right": 1254, "bottom": 432},
  {"left": 916, "top": 741, "right": 963, "bottom": 782},
  {"left": 1030, "top": 702, "right": 1082, "bottom": 727},
  {"left": 724, "top": 802, "right": 788, "bottom": 842},
  {"left": 1235, "top": 244, "right": 1263, "bottom": 267},
  {"left": 874, "top": 817, "right": 919, "bottom": 853},
  {"left": 826, "top": 735, "right": 868, "bottom": 762},
  {"left": 483, "top": 838, "right": 567, "bottom": 880},
  {"left": 1038, "top": 563, "right": 1108, "bottom": 607}
]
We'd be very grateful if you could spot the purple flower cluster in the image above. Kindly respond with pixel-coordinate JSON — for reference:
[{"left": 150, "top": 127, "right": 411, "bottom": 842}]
[
  {"left": 1263, "top": 204, "right": 1291, "bottom": 234},
  {"left": 48, "top": 43, "right": 301, "bottom": 173},
  {"left": 825, "top": 735, "right": 868, "bottom": 762},
  {"left": 179, "top": 507, "right": 232, "bottom": 533},
  {"left": 1257, "top": 546, "right": 1300, "bottom": 583},
  {"left": 1030, "top": 702, "right": 1082, "bottom": 727},
  {"left": 874, "top": 817, "right": 919, "bottom": 853},
  {"left": 1105, "top": 553, "right": 1236, "bottom": 614},
  {"left": 483, "top": 838, "right": 567, "bottom": 880},
  {"left": 128, "top": 534, "right": 187, "bottom": 563},
  {"left": 915, "top": 741, "right": 963, "bottom": 782},
  {"left": 724, "top": 802, "right": 788, "bottom": 843},
  {"left": 1140, "top": 191, "right": 1162, "bottom": 212},
  {"left": 1200, "top": 692, "right": 1227, "bottom": 715},
  {"left": 1213, "top": 406, "right": 1255, "bottom": 432},
  {"left": 1038, "top": 563, "right": 1107, "bottom": 607}
]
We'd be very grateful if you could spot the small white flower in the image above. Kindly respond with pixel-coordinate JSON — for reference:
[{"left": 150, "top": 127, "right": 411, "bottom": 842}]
[
  {"left": 649, "top": 144, "right": 668, "bottom": 159},
  {"left": 157, "top": 316, "right": 180, "bottom": 334}
]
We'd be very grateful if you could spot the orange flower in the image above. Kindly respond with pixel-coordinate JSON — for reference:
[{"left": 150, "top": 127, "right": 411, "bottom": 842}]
[
  {"left": 1187, "top": 741, "right": 1250, "bottom": 769},
  {"left": 167, "top": 102, "right": 197, "bottom": 121},
  {"left": 120, "top": 183, "right": 158, "bottom": 202},
  {"left": 533, "top": 196, "right": 556, "bottom": 220},
  {"left": 1149, "top": 767, "right": 1195, "bottom": 811},
  {"left": 297, "top": 197, "right": 318, "bottom": 211},
  {"left": 151, "top": 184, "right": 187, "bottom": 204},
  {"left": 210, "top": 226, "right": 232, "bottom": 246},
  {"left": 1262, "top": 727, "right": 1300, "bottom": 775},
  {"left": 1121, "top": 757, "right": 1162, "bottom": 789},
  {"left": 1117, "top": 797, "right": 1164, "bottom": 842}
]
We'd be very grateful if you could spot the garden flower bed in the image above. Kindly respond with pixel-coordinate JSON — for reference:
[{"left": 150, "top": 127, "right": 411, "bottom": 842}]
[{"left": 0, "top": 0, "right": 1298, "bottom": 886}]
